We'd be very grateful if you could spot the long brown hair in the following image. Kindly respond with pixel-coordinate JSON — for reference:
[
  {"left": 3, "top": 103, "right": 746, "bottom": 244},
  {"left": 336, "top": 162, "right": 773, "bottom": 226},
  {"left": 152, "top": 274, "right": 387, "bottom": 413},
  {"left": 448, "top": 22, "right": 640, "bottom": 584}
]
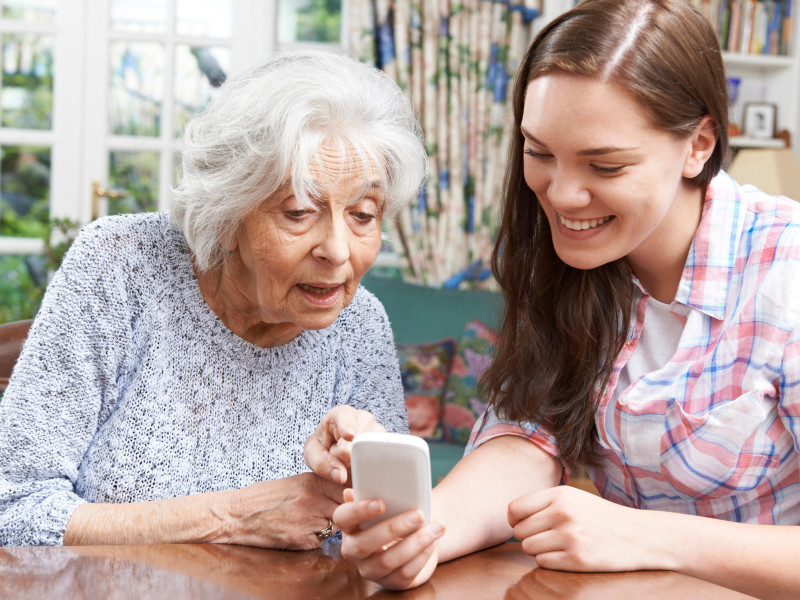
[{"left": 483, "top": 0, "right": 729, "bottom": 468}]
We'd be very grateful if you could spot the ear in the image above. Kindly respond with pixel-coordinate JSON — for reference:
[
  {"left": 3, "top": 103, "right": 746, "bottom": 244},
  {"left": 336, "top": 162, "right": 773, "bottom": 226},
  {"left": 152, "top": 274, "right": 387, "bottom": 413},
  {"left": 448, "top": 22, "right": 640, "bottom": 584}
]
[
  {"left": 220, "top": 226, "right": 240, "bottom": 253},
  {"left": 682, "top": 115, "right": 717, "bottom": 179}
]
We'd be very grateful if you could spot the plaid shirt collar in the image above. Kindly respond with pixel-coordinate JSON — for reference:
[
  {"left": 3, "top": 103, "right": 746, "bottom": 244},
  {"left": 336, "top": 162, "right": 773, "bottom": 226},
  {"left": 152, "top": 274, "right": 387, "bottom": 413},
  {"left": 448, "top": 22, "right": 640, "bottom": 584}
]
[{"left": 671, "top": 171, "right": 744, "bottom": 320}]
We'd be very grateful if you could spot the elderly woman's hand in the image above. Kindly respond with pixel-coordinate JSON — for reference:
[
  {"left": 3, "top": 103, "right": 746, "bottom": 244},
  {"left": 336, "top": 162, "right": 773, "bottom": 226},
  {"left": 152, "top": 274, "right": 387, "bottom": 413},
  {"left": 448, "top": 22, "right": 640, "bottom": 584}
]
[
  {"left": 225, "top": 472, "right": 346, "bottom": 550},
  {"left": 304, "top": 406, "right": 386, "bottom": 485}
]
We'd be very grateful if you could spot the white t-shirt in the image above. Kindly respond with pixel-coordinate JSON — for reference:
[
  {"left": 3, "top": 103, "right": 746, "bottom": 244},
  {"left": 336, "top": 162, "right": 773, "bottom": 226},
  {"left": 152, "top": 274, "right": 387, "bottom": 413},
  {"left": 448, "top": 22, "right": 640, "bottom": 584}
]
[{"left": 613, "top": 294, "right": 688, "bottom": 400}]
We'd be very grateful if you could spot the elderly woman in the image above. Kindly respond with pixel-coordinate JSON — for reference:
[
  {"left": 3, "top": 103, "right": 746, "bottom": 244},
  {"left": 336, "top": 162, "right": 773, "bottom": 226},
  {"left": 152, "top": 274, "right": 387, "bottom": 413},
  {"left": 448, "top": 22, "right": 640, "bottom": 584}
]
[{"left": 0, "top": 50, "right": 427, "bottom": 549}]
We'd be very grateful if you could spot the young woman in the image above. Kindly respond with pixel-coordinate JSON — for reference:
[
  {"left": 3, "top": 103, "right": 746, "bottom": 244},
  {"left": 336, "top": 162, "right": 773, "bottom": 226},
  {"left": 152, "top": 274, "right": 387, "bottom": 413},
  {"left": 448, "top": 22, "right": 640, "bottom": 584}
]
[{"left": 317, "top": 0, "right": 800, "bottom": 597}]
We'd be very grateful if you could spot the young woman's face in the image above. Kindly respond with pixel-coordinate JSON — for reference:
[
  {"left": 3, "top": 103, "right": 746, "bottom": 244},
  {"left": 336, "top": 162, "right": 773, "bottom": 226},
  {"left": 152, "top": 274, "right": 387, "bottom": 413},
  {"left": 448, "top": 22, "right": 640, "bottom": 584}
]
[{"left": 521, "top": 74, "right": 703, "bottom": 273}]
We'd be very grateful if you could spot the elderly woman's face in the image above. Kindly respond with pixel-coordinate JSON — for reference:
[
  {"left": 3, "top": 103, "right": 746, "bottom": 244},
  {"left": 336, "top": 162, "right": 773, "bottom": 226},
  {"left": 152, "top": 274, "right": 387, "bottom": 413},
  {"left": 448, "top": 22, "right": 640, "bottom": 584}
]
[{"left": 230, "top": 146, "right": 384, "bottom": 335}]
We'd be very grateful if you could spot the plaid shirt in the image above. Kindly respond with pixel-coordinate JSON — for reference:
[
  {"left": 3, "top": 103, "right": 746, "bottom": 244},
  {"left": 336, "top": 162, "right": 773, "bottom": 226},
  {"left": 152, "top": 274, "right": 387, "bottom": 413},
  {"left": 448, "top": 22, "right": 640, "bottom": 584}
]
[{"left": 468, "top": 172, "right": 800, "bottom": 525}]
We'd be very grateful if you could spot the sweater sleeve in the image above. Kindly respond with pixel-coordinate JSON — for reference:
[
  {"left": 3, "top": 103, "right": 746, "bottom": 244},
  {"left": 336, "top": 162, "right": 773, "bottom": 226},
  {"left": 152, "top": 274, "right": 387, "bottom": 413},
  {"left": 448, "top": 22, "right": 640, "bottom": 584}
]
[
  {"left": 0, "top": 218, "right": 135, "bottom": 546},
  {"left": 335, "top": 286, "right": 409, "bottom": 436}
]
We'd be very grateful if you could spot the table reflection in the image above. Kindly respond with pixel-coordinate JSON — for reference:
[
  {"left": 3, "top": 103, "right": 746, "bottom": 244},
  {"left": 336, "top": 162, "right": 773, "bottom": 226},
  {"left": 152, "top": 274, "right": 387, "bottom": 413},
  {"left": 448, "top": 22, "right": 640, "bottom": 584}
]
[
  {"left": 0, "top": 541, "right": 756, "bottom": 600},
  {"left": 0, "top": 542, "right": 366, "bottom": 599}
]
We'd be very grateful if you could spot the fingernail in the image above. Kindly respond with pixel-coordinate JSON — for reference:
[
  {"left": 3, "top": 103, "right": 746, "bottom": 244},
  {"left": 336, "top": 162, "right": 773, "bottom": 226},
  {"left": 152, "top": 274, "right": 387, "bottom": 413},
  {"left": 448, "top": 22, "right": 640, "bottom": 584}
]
[
  {"left": 429, "top": 522, "right": 445, "bottom": 537},
  {"left": 331, "top": 468, "right": 343, "bottom": 483},
  {"left": 368, "top": 500, "right": 382, "bottom": 514},
  {"left": 405, "top": 511, "right": 423, "bottom": 527}
]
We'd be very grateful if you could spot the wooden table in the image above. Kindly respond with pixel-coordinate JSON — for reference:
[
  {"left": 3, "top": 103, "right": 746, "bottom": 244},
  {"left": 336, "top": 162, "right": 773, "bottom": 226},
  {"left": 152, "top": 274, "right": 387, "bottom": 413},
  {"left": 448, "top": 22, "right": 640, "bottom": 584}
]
[{"left": 0, "top": 541, "right": 756, "bottom": 599}]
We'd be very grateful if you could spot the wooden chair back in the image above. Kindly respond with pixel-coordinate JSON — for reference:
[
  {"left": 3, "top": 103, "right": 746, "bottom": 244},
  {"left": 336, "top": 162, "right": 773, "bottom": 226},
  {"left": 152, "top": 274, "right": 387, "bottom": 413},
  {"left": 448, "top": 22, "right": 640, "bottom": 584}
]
[{"left": 0, "top": 319, "right": 33, "bottom": 393}]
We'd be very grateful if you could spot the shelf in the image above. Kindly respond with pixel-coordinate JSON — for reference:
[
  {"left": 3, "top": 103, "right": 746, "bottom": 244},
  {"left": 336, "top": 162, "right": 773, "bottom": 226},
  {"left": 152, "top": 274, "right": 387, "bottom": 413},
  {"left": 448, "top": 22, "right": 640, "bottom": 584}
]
[
  {"left": 722, "top": 52, "right": 795, "bottom": 70},
  {"left": 729, "top": 136, "right": 787, "bottom": 148}
]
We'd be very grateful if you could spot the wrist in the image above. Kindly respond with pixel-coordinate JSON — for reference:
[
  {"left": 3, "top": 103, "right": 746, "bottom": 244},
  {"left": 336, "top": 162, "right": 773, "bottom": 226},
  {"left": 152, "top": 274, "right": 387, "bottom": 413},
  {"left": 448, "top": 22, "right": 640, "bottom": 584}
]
[
  {"left": 216, "top": 482, "right": 281, "bottom": 547},
  {"left": 636, "top": 509, "right": 693, "bottom": 572},
  {"left": 194, "top": 489, "right": 240, "bottom": 544}
]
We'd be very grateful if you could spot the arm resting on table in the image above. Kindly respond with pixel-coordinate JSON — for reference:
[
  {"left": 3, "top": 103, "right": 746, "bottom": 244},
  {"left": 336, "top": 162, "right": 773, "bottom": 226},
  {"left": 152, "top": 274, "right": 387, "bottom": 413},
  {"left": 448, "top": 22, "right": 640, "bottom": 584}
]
[
  {"left": 64, "top": 472, "right": 344, "bottom": 550},
  {"left": 433, "top": 434, "right": 562, "bottom": 562}
]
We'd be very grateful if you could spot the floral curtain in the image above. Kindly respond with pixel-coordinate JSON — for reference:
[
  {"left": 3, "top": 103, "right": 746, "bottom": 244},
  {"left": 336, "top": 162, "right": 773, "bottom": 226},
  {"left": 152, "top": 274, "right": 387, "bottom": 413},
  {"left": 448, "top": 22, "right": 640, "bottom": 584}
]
[{"left": 349, "top": 0, "right": 541, "bottom": 288}]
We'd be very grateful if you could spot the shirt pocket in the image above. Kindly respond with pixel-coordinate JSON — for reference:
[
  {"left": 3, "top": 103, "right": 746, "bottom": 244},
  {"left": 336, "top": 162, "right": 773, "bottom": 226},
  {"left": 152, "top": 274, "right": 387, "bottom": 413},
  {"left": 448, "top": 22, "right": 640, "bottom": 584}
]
[{"left": 658, "top": 390, "right": 780, "bottom": 500}]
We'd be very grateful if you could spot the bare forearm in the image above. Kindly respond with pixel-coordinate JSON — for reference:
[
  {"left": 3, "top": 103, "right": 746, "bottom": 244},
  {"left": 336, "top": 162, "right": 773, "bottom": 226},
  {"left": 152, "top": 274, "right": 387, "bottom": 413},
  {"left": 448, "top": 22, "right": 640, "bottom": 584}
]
[
  {"left": 649, "top": 511, "right": 800, "bottom": 600},
  {"left": 64, "top": 489, "right": 234, "bottom": 546},
  {"left": 432, "top": 435, "right": 561, "bottom": 562},
  {"left": 64, "top": 473, "right": 342, "bottom": 549}
]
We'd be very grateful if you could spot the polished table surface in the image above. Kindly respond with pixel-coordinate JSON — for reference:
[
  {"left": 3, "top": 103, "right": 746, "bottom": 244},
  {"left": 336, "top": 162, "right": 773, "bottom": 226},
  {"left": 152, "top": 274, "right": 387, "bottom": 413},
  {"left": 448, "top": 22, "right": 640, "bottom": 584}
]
[{"left": 0, "top": 541, "right": 757, "bottom": 599}]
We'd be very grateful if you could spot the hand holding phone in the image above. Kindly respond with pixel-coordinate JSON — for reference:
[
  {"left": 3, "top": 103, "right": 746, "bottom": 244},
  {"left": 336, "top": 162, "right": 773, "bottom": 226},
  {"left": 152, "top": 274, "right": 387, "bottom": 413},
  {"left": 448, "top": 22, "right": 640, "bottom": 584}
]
[{"left": 350, "top": 432, "right": 432, "bottom": 529}]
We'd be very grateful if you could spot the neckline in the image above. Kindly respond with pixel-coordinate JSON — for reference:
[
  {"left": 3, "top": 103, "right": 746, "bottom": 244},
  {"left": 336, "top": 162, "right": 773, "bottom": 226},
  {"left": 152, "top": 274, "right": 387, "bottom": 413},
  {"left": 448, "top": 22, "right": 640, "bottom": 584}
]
[{"left": 162, "top": 216, "right": 326, "bottom": 369}]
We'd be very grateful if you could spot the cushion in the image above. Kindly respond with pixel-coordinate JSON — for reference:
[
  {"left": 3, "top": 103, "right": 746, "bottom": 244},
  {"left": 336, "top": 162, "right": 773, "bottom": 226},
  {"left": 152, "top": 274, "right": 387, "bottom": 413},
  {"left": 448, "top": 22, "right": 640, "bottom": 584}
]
[
  {"left": 441, "top": 319, "right": 498, "bottom": 444},
  {"left": 395, "top": 338, "right": 457, "bottom": 440}
]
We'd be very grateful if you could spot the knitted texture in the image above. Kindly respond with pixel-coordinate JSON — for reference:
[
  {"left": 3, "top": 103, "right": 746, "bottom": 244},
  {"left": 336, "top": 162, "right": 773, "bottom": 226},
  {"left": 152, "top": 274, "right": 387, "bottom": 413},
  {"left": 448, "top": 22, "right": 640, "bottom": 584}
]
[{"left": 0, "top": 212, "right": 407, "bottom": 546}]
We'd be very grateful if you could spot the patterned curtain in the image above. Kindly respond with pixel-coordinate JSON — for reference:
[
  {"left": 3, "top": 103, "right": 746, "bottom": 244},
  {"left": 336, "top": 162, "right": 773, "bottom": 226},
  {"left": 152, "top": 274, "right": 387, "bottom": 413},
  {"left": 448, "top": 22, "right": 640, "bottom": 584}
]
[{"left": 349, "top": 0, "right": 541, "bottom": 288}]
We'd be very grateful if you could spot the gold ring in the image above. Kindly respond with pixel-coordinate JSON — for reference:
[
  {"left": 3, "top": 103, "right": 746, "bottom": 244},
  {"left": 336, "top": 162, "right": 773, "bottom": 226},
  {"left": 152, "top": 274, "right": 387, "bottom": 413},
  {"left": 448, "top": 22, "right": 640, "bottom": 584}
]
[{"left": 316, "top": 519, "right": 335, "bottom": 541}]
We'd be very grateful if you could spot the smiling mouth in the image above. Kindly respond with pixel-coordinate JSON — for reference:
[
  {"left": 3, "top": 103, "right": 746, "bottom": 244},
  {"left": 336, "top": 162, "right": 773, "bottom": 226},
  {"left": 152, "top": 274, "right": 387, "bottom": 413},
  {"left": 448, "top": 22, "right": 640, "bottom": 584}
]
[{"left": 559, "top": 215, "right": 613, "bottom": 231}]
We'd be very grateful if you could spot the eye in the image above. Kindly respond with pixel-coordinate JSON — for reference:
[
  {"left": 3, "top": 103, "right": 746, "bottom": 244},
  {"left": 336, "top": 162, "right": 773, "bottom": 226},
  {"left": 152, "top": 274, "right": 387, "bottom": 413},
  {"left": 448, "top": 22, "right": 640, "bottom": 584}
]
[
  {"left": 349, "top": 196, "right": 381, "bottom": 225},
  {"left": 351, "top": 210, "right": 377, "bottom": 223},
  {"left": 285, "top": 209, "right": 311, "bottom": 219},
  {"left": 591, "top": 164, "right": 625, "bottom": 175},
  {"left": 524, "top": 148, "right": 552, "bottom": 160}
]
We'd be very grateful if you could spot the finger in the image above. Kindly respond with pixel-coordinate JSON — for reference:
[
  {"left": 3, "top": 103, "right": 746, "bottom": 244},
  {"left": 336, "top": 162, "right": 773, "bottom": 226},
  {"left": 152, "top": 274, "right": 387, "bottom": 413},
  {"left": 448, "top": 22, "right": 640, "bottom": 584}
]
[
  {"left": 332, "top": 414, "right": 387, "bottom": 471},
  {"left": 512, "top": 505, "right": 559, "bottom": 541},
  {"left": 330, "top": 405, "right": 386, "bottom": 441},
  {"left": 519, "top": 527, "right": 563, "bottom": 558},
  {"left": 507, "top": 489, "right": 553, "bottom": 528},
  {"left": 315, "top": 514, "right": 339, "bottom": 538},
  {"left": 333, "top": 498, "right": 386, "bottom": 534},
  {"left": 528, "top": 549, "right": 574, "bottom": 571},
  {"left": 353, "top": 409, "right": 386, "bottom": 435},
  {"left": 326, "top": 405, "right": 362, "bottom": 442},
  {"left": 367, "top": 522, "right": 443, "bottom": 579},
  {"left": 387, "top": 536, "right": 439, "bottom": 588},
  {"left": 304, "top": 435, "right": 349, "bottom": 484},
  {"left": 341, "top": 509, "right": 427, "bottom": 562},
  {"left": 305, "top": 408, "right": 368, "bottom": 480},
  {"left": 317, "top": 477, "right": 347, "bottom": 504},
  {"left": 329, "top": 436, "right": 353, "bottom": 466}
]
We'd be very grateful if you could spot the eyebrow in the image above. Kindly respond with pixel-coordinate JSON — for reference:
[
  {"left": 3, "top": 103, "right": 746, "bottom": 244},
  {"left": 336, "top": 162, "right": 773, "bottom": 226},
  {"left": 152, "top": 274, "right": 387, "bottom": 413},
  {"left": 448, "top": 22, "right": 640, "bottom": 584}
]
[
  {"left": 305, "top": 181, "right": 385, "bottom": 206},
  {"left": 520, "top": 126, "right": 639, "bottom": 156}
]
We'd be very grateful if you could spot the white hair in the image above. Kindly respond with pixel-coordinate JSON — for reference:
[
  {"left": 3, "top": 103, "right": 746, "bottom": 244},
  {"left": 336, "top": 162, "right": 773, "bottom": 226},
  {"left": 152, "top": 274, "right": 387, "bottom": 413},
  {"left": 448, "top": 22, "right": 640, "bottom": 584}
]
[{"left": 171, "top": 50, "right": 428, "bottom": 271}]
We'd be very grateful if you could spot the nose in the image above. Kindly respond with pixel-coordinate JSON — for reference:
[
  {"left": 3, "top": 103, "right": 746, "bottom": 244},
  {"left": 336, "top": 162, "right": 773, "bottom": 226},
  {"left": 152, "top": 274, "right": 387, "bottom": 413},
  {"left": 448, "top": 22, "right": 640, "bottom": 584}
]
[
  {"left": 546, "top": 168, "right": 591, "bottom": 211},
  {"left": 312, "top": 214, "right": 350, "bottom": 266}
]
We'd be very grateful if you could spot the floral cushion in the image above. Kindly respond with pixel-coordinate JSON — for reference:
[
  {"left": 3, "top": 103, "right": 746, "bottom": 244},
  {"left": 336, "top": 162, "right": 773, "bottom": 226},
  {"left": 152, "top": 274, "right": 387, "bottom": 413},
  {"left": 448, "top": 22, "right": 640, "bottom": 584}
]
[
  {"left": 441, "top": 319, "right": 498, "bottom": 444},
  {"left": 395, "top": 338, "right": 457, "bottom": 440}
]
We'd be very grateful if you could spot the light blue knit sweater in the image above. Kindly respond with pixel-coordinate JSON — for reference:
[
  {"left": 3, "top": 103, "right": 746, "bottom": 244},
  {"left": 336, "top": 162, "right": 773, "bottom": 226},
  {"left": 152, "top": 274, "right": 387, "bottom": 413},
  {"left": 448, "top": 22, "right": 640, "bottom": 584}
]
[{"left": 0, "top": 212, "right": 407, "bottom": 546}]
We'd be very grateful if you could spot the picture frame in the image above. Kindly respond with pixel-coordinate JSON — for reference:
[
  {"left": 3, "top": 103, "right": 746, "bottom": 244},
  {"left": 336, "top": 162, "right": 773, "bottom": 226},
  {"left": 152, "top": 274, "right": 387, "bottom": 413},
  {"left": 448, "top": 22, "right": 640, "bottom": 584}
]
[{"left": 742, "top": 102, "right": 777, "bottom": 139}]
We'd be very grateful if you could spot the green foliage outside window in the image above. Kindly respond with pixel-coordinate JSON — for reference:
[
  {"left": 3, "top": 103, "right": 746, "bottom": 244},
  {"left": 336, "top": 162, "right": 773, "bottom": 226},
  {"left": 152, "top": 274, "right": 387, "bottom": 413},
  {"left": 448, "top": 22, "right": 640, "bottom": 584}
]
[
  {"left": 295, "top": 0, "right": 341, "bottom": 43},
  {"left": 0, "top": 254, "right": 42, "bottom": 322},
  {"left": 2, "top": 71, "right": 54, "bottom": 130},
  {"left": 0, "top": 217, "right": 80, "bottom": 323}
]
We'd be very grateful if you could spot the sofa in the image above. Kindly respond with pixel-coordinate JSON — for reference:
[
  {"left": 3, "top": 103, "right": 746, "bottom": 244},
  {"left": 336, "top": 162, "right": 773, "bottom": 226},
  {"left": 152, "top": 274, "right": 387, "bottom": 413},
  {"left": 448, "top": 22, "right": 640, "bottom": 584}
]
[{"left": 360, "top": 272, "right": 504, "bottom": 483}]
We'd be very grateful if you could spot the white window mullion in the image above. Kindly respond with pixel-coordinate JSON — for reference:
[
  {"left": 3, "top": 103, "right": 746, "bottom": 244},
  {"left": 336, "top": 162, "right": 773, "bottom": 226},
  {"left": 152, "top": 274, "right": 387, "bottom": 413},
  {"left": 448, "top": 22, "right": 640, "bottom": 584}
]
[
  {"left": 231, "top": 0, "right": 277, "bottom": 76},
  {"left": 0, "top": 237, "right": 44, "bottom": 255},
  {"left": 80, "top": 0, "right": 111, "bottom": 225},
  {"left": 158, "top": 0, "right": 177, "bottom": 213},
  {"left": 50, "top": 0, "right": 87, "bottom": 224}
]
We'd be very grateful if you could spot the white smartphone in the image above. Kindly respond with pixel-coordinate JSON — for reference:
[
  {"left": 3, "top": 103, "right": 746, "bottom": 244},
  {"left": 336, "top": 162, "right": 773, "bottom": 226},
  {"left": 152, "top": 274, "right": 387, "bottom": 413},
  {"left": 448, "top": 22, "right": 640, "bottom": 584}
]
[{"left": 350, "top": 432, "right": 432, "bottom": 529}]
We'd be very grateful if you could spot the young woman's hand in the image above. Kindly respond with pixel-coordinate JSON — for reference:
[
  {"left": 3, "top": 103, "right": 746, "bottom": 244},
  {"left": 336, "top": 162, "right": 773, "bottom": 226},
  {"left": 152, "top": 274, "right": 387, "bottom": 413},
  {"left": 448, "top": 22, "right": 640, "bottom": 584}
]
[
  {"left": 304, "top": 406, "right": 386, "bottom": 485},
  {"left": 507, "top": 485, "right": 664, "bottom": 573},
  {"left": 334, "top": 488, "right": 445, "bottom": 590}
]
